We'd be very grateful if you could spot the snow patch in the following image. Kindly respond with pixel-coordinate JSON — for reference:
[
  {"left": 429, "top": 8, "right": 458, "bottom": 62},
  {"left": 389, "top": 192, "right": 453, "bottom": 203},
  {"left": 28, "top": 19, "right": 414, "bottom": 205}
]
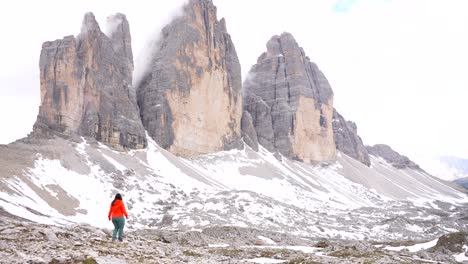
[
  {"left": 245, "top": 258, "right": 286, "bottom": 263},
  {"left": 257, "top": 235, "right": 276, "bottom": 245},
  {"left": 384, "top": 238, "right": 438, "bottom": 252},
  {"left": 208, "top": 243, "right": 229, "bottom": 248},
  {"left": 453, "top": 245, "right": 468, "bottom": 262}
]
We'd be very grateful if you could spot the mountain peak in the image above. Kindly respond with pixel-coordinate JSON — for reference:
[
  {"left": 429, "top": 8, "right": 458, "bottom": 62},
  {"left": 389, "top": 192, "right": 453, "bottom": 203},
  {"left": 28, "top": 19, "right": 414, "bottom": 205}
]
[
  {"left": 106, "top": 12, "right": 133, "bottom": 74},
  {"left": 137, "top": 0, "right": 242, "bottom": 157},
  {"left": 265, "top": 32, "right": 301, "bottom": 58},
  {"left": 33, "top": 12, "right": 146, "bottom": 149},
  {"left": 81, "top": 12, "right": 101, "bottom": 34},
  {"left": 243, "top": 33, "right": 336, "bottom": 163}
]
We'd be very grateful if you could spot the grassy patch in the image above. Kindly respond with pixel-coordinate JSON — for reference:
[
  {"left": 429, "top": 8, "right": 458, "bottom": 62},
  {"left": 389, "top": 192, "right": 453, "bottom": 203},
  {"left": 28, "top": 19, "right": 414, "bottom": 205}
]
[
  {"left": 329, "top": 248, "right": 376, "bottom": 259},
  {"left": 313, "top": 240, "right": 329, "bottom": 248},
  {"left": 210, "top": 248, "right": 244, "bottom": 257},
  {"left": 258, "top": 249, "right": 294, "bottom": 259},
  {"left": 259, "top": 250, "right": 276, "bottom": 258},
  {"left": 183, "top": 250, "right": 202, "bottom": 257},
  {"left": 82, "top": 257, "right": 98, "bottom": 264}
]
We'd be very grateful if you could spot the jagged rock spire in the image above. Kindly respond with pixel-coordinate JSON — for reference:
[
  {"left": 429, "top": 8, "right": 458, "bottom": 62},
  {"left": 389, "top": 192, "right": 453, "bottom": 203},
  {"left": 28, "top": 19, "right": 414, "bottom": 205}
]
[
  {"left": 243, "top": 32, "right": 336, "bottom": 163},
  {"left": 107, "top": 13, "right": 133, "bottom": 77},
  {"left": 137, "top": 0, "right": 243, "bottom": 156},
  {"left": 33, "top": 12, "right": 146, "bottom": 149},
  {"left": 81, "top": 12, "right": 101, "bottom": 34}
]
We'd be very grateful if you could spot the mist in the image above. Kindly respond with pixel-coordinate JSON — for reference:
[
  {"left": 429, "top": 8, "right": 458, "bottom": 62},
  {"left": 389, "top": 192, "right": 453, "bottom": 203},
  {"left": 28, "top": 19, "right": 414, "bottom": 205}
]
[{"left": 132, "top": 1, "right": 188, "bottom": 89}]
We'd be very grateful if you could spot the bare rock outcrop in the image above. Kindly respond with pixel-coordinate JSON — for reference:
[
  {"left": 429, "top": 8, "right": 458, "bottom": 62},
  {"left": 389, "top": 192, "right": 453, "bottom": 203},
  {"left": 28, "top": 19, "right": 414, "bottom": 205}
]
[
  {"left": 332, "top": 109, "right": 370, "bottom": 166},
  {"left": 243, "top": 32, "right": 336, "bottom": 163},
  {"left": 367, "top": 144, "right": 420, "bottom": 169},
  {"left": 33, "top": 13, "right": 146, "bottom": 149},
  {"left": 137, "top": 0, "right": 242, "bottom": 157},
  {"left": 240, "top": 111, "right": 259, "bottom": 151}
]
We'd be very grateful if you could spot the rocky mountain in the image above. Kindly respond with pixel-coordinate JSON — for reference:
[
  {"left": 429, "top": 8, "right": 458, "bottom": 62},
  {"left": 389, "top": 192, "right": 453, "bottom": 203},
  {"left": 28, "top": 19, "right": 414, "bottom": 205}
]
[
  {"left": 243, "top": 32, "right": 336, "bottom": 163},
  {"left": 332, "top": 109, "right": 370, "bottom": 166},
  {"left": 1, "top": 1, "right": 468, "bottom": 263},
  {"left": 137, "top": 0, "right": 242, "bottom": 157},
  {"left": 33, "top": 13, "right": 146, "bottom": 150},
  {"left": 455, "top": 178, "right": 468, "bottom": 189},
  {"left": 367, "top": 144, "right": 420, "bottom": 170}
]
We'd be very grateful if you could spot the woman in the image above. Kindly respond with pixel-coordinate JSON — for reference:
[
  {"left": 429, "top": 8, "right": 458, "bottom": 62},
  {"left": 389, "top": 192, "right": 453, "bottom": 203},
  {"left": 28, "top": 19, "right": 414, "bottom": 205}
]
[{"left": 108, "top": 193, "right": 129, "bottom": 242}]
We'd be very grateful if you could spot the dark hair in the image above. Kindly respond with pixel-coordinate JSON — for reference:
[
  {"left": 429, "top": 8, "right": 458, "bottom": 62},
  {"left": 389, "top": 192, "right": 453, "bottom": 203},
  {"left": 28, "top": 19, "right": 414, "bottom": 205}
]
[{"left": 111, "top": 193, "right": 123, "bottom": 206}]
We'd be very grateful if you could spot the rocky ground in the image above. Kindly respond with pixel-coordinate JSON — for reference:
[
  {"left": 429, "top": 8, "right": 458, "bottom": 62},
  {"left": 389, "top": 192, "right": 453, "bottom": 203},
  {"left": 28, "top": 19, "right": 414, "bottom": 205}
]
[{"left": 1, "top": 216, "right": 467, "bottom": 264}]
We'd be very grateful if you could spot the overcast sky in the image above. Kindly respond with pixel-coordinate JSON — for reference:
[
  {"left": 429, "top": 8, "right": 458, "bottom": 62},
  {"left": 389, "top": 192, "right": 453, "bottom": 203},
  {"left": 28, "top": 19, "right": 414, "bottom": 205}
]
[{"left": 1, "top": 0, "right": 467, "bottom": 163}]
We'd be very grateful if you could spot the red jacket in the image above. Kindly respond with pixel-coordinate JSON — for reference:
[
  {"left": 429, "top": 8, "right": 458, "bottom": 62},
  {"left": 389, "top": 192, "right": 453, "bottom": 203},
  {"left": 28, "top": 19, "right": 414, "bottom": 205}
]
[{"left": 108, "top": 199, "right": 128, "bottom": 219}]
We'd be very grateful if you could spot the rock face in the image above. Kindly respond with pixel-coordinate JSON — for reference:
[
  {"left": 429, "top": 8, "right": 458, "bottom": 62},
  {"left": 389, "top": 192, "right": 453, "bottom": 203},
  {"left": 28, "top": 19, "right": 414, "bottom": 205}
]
[
  {"left": 33, "top": 13, "right": 146, "bottom": 149},
  {"left": 240, "top": 111, "right": 259, "bottom": 151},
  {"left": 431, "top": 231, "right": 468, "bottom": 253},
  {"left": 366, "top": 144, "right": 420, "bottom": 169},
  {"left": 137, "top": 0, "right": 242, "bottom": 157},
  {"left": 243, "top": 32, "right": 336, "bottom": 163},
  {"left": 332, "top": 109, "right": 370, "bottom": 166}
]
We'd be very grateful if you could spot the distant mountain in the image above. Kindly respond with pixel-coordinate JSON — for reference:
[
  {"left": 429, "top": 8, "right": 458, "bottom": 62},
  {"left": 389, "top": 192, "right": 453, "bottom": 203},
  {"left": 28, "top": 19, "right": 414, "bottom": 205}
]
[
  {"left": 454, "top": 177, "right": 468, "bottom": 188},
  {"left": 443, "top": 156, "right": 468, "bottom": 187},
  {"left": 441, "top": 156, "right": 468, "bottom": 176}
]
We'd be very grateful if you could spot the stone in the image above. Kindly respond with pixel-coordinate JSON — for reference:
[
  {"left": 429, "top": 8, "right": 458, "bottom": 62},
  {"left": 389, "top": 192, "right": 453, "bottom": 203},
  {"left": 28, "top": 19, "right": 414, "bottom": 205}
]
[
  {"left": 159, "top": 215, "right": 174, "bottom": 227},
  {"left": 243, "top": 32, "right": 336, "bottom": 163},
  {"left": 33, "top": 12, "right": 146, "bottom": 150},
  {"left": 332, "top": 109, "right": 370, "bottom": 166},
  {"left": 431, "top": 231, "right": 468, "bottom": 253},
  {"left": 137, "top": 0, "right": 243, "bottom": 157},
  {"left": 44, "top": 229, "right": 59, "bottom": 242},
  {"left": 0, "top": 217, "right": 462, "bottom": 263},
  {"left": 366, "top": 144, "right": 420, "bottom": 169}
]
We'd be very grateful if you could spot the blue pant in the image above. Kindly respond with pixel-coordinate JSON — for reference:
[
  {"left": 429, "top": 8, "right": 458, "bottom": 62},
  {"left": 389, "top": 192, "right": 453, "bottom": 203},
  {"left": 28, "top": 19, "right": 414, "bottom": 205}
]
[{"left": 112, "top": 217, "right": 125, "bottom": 241}]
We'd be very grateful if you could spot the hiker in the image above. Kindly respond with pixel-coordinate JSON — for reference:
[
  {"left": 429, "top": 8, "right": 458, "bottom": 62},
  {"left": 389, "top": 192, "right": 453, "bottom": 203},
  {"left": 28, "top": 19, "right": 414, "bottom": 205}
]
[{"left": 108, "top": 193, "right": 128, "bottom": 242}]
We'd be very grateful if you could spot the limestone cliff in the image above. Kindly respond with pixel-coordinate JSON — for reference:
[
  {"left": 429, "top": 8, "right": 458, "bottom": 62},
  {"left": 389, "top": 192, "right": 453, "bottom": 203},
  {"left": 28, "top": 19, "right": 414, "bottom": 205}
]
[
  {"left": 33, "top": 13, "right": 146, "bottom": 149},
  {"left": 243, "top": 33, "right": 336, "bottom": 163},
  {"left": 137, "top": 0, "right": 242, "bottom": 157},
  {"left": 332, "top": 109, "right": 370, "bottom": 166}
]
